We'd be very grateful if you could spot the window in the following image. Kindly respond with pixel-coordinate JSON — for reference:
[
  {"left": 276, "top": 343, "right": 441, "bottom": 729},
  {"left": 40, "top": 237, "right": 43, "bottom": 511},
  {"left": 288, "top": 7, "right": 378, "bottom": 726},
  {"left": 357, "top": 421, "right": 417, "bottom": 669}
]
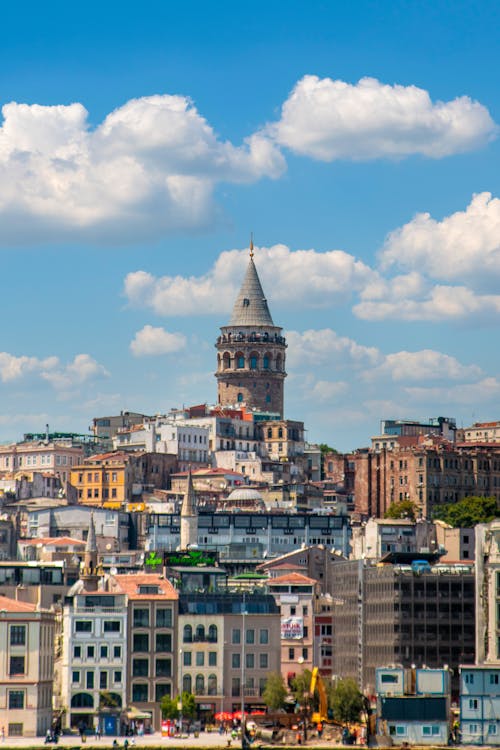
[
  {"left": 208, "top": 624, "right": 218, "bottom": 642},
  {"left": 290, "top": 606, "right": 296, "bottom": 616},
  {"left": 196, "top": 652, "right": 205, "bottom": 667},
  {"left": 133, "top": 609, "right": 149, "bottom": 628},
  {"left": 246, "top": 629, "right": 255, "bottom": 644},
  {"left": 232, "top": 653, "right": 241, "bottom": 669},
  {"left": 87, "top": 645, "right": 95, "bottom": 658},
  {"left": 260, "top": 629, "right": 269, "bottom": 645},
  {"left": 8, "top": 724, "right": 23, "bottom": 737},
  {"left": 156, "top": 608, "right": 172, "bottom": 628},
  {"left": 113, "top": 646, "right": 121, "bottom": 659},
  {"left": 469, "top": 699, "right": 479, "bottom": 709},
  {"left": 10, "top": 626, "right": 26, "bottom": 646},
  {"left": 156, "top": 684, "right": 171, "bottom": 702},
  {"left": 232, "top": 629, "right": 241, "bottom": 644},
  {"left": 133, "top": 633, "right": 149, "bottom": 652},
  {"left": 9, "top": 656, "right": 25, "bottom": 675},
  {"left": 75, "top": 620, "right": 92, "bottom": 633},
  {"left": 422, "top": 727, "right": 440, "bottom": 736},
  {"left": 184, "top": 624, "right": 193, "bottom": 643},
  {"left": 183, "top": 651, "right": 192, "bottom": 666},
  {"left": 72, "top": 671, "right": 80, "bottom": 684},
  {"left": 156, "top": 659, "right": 171, "bottom": 677},
  {"left": 232, "top": 677, "right": 241, "bottom": 697},
  {"left": 302, "top": 606, "right": 308, "bottom": 616},
  {"left": 104, "top": 620, "right": 121, "bottom": 633},
  {"left": 183, "top": 675, "right": 192, "bottom": 693},
  {"left": 302, "top": 647, "right": 308, "bottom": 660},
  {"left": 237, "top": 393, "right": 243, "bottom": 403},
  {"left": 206, "top": 673, "right": 217, "bottom": 696},
  {"left": 288, "top": 648, "right": 295, "bottom": 660},
  {"left": 132, "top": 684, "right": 148, "bottom": 702},
  {"left": 260, "top": 653, "right": 268, "bottom": 669},
  {"left": 100, "top": 672, "right": 108, "bottom": 689},
  {"left": 246, "top": 653, "right": 254, "bottom": 669},
  {"left": 8, "top": 691, "right": 25, "bottom": 709},
  {"left": 86, "top": 672, "right": 94, "bottom": 689},
  {"left": 491, "top": 674, "right": 500, "bottom": 684},
  {"left": 114, "top": 671, "right": 122, "bottom": 684},
  {"left": 195, "top": 674, "right": 205, "bottom": 695},
  {"left": 237, "top": 355, "right": 245, "bottom": 369},
  {"left": 465, "top": 673, "right": 474, "bottom": 684},
  {"left": 489, "top": 725, "right": 498, "bottom": 735},
  {"left": 208, "top": 652, "right": 217, "bottom": 667},
  {"left": 100, "top": 646, "right": 108, "bottom": 659},
  {"left": 74, "top": 645, "right": 82, "bottom": 659},
  {"left": 468, "top": 725, "right": 479, "bottom": 734},
  {"left": 133, "top": 659, "right": 149, "bottom": 677},
  {"left": 156, "top": 633, "right": 172, "bottom": 652}
]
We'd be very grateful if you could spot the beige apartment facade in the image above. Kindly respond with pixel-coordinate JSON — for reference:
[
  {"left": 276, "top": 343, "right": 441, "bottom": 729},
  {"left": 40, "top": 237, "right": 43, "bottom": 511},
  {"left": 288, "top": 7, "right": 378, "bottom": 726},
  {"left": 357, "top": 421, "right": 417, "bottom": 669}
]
[{"left": 0, "top": 595, "right": 55, "bottom": 737}]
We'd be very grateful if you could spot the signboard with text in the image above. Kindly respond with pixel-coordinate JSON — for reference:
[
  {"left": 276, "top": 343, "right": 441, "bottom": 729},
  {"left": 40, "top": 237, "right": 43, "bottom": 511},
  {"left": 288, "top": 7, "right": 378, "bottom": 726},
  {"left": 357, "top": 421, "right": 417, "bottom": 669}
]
[{"left": 281, "top": 616, "right": 304, "bottom": 640}]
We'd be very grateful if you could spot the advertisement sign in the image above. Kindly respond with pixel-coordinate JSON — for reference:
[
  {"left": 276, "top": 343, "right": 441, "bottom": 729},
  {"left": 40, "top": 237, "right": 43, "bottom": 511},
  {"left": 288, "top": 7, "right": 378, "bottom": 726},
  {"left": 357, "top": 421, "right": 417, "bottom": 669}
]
[
  {"left": 281, "top": 616, "right": 303, "bottom": 640},
  {"left": 164, "top": 549, "right": 218, "bottom": 567}
]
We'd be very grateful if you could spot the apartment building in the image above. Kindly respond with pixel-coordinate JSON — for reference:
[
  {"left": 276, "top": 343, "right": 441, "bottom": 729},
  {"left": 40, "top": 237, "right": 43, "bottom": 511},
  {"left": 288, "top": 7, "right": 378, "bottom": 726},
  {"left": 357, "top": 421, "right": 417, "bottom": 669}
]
[
  {"left": 0, "top": 595, "right": 55, "bottom": 737},
  {"left": 0, "top": 437, "right": 84, "bottom": 482},
  {"left": 331, "top": 557, "right": 475, "bottom": 695},
  {"left": 108, "top": 574, "right": 178, "bottom": 730},
  {"left": 178, "top": 592, "right": 280, "bottom": 716},
  {"left": 113, "top": 419, "right": 210, "bottom": 470}
]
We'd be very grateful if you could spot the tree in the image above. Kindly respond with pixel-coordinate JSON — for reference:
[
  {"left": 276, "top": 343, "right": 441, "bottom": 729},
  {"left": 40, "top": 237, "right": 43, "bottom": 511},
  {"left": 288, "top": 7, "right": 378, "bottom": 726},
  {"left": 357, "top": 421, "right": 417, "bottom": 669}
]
[
  {"left": 433, "top": 495, "right": 498, "bottom": 527},
  {"left": 160, "top": 691, "right": 196, "bottom": 720},
  {"left": 262, "top": 672, "right": 287, "bottom": 711},
  {"left": 331, "top": 679, "right": 364, "bottom": 724},
  {"left": 290, "top": 670, "right": 313, "bottom": 706},
  {"left": 384, "top": 499, "right": 417, "bottom": 520}
]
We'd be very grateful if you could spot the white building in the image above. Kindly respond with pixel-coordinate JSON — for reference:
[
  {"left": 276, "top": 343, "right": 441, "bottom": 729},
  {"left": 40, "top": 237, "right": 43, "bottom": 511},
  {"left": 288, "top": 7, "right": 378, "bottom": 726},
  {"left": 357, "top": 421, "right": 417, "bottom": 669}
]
[
  {"left": 61, "top": 589, "right": 128, "bottom": 734},
  {"left": 113, "top": 418, "right": 209, "bottom": 469},
  {"left": 0, "top": 595, "right": 55, "bottom": 737}
]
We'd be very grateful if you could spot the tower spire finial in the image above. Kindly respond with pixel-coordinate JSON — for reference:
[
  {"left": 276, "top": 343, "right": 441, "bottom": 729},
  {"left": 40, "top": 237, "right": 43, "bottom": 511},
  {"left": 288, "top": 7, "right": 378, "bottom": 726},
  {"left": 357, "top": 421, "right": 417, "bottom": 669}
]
[{"left": 249, "top": 232, "right": 254, "bottom": 260}]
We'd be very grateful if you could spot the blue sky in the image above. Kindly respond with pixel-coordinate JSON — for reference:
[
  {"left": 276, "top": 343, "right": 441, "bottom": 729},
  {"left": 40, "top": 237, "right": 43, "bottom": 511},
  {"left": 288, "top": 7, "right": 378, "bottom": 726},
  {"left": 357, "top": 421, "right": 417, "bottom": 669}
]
[{"left": 2, "top": 0, "right": 500, "bottom": 451}]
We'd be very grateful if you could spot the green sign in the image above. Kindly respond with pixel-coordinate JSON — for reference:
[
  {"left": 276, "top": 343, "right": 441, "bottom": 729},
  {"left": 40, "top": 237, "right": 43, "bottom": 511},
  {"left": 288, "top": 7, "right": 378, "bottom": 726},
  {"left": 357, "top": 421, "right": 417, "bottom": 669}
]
[
  {"left": 164, "top": 549, "right": 218, "bottom": 567},
  {"left": 145, "top": 551, "right": 163, "bottom": 568}
]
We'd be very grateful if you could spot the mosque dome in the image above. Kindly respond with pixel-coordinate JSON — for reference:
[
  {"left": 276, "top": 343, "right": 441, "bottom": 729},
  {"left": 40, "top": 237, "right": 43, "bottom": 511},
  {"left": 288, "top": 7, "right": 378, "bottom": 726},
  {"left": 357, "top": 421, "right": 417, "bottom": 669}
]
[{"left": 223, "top": 487, "right": 265, "bottom": 511}]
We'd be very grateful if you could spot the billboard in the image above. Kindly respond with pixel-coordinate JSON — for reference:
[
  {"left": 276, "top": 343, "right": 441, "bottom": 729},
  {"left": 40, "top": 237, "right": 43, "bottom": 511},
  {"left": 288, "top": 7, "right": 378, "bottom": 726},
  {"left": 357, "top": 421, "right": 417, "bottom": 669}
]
[{"left": 281, "top": 616, "right": 303, "bottom": 640}]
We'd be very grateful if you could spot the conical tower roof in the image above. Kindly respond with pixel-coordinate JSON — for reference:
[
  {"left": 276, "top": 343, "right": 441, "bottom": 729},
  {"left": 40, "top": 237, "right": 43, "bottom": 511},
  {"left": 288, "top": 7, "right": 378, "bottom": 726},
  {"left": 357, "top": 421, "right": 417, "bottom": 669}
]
[
  {"left": 181, "top": 469, "right": 197, "bottom": 517},
  {"left": 85, "top": 512, "right": 97, "bottom": 554},
  {"left": 229, "top": 252, "right": 274, "bottom": 327}
]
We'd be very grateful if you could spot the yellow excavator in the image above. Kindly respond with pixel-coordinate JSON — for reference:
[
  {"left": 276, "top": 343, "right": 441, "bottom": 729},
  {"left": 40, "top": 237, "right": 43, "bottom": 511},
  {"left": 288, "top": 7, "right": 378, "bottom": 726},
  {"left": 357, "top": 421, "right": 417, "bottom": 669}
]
[{"left": 310, "top": 667, "right": 329, "bottom": 724}]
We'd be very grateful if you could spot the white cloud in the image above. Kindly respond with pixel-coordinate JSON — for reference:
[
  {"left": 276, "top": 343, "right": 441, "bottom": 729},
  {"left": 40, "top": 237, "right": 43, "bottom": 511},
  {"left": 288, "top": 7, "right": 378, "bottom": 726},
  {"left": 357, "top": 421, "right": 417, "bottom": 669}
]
[
  {"left": 286, "top": 328, "right": 381, "bottom": 369},
  {"left": 380, "top": 192, "right": 500, "bottom": 283},
  {"left": 269, "top": 75, "right": 496, "bottom": 160},
  {"left": 130, "top": 325, "right": 187, "bottom": 356},
  {"left": 124, "top": 244, "right": 376, "bottom": 315},
  {"left": 404, "top": 377, "right": 500, "bottom": 405},
  {"left": 0, "top": 351, "right": 108, "bottom": 389},
  {"left": 309, "top": 379, "right": 349, "bottom": 402},
  {"left": 354, "top": 283, "right": 500, "bottom": 321},
  {"left": 0, "top": 95, "right": 284, "bottom": 242},
  {"left": 367, "top": 350, "right": 482, "bottom": 382}
]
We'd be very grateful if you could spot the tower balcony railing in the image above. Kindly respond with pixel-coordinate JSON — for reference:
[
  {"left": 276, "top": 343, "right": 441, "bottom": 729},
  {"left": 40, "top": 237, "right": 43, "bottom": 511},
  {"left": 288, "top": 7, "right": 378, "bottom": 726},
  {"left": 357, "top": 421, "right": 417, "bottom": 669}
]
[{"left": 217, "top": 332, "right": 286, "bottom": 345}]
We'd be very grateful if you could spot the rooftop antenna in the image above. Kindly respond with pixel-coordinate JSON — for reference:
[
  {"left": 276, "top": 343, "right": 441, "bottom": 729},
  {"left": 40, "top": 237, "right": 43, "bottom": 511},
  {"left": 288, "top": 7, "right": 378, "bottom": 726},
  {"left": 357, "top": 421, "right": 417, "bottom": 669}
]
[{"left": 249, "top": 232, "right": 254, "bottom": 260}]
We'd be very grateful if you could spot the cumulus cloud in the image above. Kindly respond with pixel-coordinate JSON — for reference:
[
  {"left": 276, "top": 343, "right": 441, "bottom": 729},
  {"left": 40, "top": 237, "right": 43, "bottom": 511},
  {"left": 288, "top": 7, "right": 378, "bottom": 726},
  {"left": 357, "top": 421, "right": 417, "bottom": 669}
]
[
  {"left": 380, "top": 192, "right": 500, "bottom": 284},
  {"left": 0, "top": 351, "right": 109, "bottom": 389},
  {"left": 268, "top": 75, "right": 496, "bottom": 160},
  {"left": 404, "top": 377, "right": 500, "bottom": 405},
  {"left": 124, "top": 244, "right": 376, "bottom": 315},
  {"left": 130, "top": 325, "right": 187, "bottom": 356},
  {"left": 0, "top": 95, "right": 284, "bottom": 242},
  {"left": 286, "top": 329, "right": 381, "bottom": 369},
  {"left": 367, "top": 350, "right": 482, "bottom": 382}
]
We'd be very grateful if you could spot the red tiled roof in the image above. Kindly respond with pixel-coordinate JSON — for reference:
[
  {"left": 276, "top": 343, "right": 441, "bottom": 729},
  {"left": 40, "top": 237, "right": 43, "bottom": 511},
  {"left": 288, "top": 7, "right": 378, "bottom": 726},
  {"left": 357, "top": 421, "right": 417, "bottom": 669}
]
[
  {"left": 111, "top": 573, "right": 178, "bottom": 600},
  {"left": 19, "top": 536, "right": 84, "bottom": 546},
  {"left": 0, "top": 595, "right": 38, "bottom": 612},
  {"left": 268, "top": 572, "right": 318, "bottom": 585}
]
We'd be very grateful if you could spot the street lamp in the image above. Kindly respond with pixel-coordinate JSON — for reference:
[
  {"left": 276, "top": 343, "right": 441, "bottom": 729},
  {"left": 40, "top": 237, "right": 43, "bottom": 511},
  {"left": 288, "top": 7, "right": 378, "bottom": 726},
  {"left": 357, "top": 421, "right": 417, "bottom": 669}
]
[{"left": 178, "top": 648, "right": 183, "bottom": 737}]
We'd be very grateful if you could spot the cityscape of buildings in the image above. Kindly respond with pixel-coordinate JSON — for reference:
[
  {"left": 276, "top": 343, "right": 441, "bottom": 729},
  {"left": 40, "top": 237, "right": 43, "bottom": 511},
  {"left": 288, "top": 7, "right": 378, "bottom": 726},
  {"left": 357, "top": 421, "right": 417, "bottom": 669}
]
[{"left": 2, "top": 249, "right": 500, "bottom": 744}]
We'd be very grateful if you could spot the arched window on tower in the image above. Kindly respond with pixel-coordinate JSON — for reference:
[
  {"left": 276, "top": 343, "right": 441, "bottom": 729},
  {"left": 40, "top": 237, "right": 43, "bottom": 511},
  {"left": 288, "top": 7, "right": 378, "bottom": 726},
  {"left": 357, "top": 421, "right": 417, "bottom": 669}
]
[
  {"left": 276, "top": 354, "right": 282, "bottom": 371},
  {"left": 249, "top": 352, "right": 258, "bottom": 370},
  {"left": 236, "top": 352, "right": 245, "bottom": 369},
  {"left": 263, "top": 354, "right": 270, "bottom": 369},
  {"left": 237, "top": 393, "right": 243, "bottom": 403},
  {"left": 222, "top": 352, "right": 231, "bottom": 370}
]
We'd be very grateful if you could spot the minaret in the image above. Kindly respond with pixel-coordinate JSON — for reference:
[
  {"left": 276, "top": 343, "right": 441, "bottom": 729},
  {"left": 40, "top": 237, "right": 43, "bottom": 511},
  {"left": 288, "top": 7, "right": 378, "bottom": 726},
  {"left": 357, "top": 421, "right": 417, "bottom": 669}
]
[
  {"left": 80, "top": 513, "right": 99, "bottom": 591},
  {"left": 180, "top": 469, "right": 198, "bottom": 550},
  {"left": 215, "top": 239, "right": 287, "bottom": 416}
]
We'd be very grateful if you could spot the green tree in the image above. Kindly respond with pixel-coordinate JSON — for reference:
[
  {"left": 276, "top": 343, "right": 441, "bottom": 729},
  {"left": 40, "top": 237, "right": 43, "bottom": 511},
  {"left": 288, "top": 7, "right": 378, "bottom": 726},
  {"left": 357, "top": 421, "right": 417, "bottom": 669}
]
[
  {"left": 262, "top": 672, "right": 287, "bottom": 711},
  {"left": 290, "top": 670, "right": 313, "bottom": 706},
  {"left": 160, "top": 691, "right": 196, "bottom": 720},
  {"left": 331, "top": 679, "right": 364, "bottom": 724},
  {"left": 384, "top": 499, "right": 417, "bottom": 520},
  {"left": 433, "top": 495, "right": 498, "bottom": 527}
]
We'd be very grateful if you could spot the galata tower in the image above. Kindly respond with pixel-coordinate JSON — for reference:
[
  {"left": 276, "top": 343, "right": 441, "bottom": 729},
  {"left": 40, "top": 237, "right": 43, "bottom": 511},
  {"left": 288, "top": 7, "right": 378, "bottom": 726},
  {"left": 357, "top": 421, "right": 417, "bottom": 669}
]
[{"left": 215, "top": 240, "right": 287, "bottom": 417}]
